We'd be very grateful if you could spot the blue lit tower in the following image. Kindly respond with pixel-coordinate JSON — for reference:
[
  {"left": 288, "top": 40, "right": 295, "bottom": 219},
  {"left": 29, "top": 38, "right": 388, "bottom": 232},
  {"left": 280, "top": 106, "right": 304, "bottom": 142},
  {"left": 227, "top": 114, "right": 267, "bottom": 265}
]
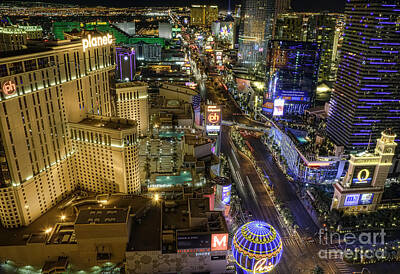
[
  {"left": 327, "top": 0, "right": 400, "bottom": 153},
  {"left": 232, "top": 221, "right": 283, "bottom": 273},
  {"left": 263, "top": 40, "right": 321, "bottom": 115}
]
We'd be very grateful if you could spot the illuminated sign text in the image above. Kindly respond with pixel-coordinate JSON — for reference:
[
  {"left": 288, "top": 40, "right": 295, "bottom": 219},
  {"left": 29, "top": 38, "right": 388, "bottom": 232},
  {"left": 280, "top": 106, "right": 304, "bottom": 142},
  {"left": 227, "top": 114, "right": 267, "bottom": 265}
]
[
  {"left": 82, "top": 34, "right": 113, "bottom": 52},
  {"left": 211, "top": 233, "right": 228, "bottom": 251}
]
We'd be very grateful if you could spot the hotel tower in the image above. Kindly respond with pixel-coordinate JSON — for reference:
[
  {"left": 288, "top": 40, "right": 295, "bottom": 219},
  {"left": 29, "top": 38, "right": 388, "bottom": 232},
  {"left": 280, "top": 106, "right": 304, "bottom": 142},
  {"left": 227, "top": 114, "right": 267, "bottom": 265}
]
[{"left": 0, "top": 35, "right": 140, "bottom": 228}]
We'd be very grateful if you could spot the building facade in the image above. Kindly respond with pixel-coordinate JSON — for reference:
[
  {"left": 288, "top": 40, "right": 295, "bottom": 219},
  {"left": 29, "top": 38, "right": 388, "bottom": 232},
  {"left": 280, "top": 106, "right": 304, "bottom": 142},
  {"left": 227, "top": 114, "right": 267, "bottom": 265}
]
[
  {"left": 0, "top": 26, "right": 28, "bottom": 52},
  {"left": 327, "top": 0, "right": 400, "bottom": 153},
  {"left": 69, "top": 116, "right": 141, "bottom": 194},
  {"left": 115, "top": 46, "right": 136, "bottom": 81},
  {"left": 331, "top": 130, "right": 397, "bottom": 212},
  {"left": 274, "top": 12, "right": 343, "bottom": 83},
  {"left": 266, "top": 123, "right": 347, "bottom": 184},
  {"left": 131, "top": 42, "right": 162, "bottom": 62},
  {"left": 115, "top": 82, "right": 149, "bottom": 136},
  {"left": 238, "top": 0, "right": 275, "bottom": 68},
  {"left": 0, "top": 34, "right": 143, "bottom": 228},
  {"left": 190, "top": 5, "right": 219, "bottom": 26},
  {"left": 264, "top": 40, "right": 320, "bottom": 115}
]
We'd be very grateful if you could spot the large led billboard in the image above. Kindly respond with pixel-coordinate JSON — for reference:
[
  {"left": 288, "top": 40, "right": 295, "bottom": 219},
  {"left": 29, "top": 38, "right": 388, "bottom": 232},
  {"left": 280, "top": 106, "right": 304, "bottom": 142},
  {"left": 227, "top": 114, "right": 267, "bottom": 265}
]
[
  {"left": 273, "top": 98, "right": 285, "bottom": 116},
  {"left": 344, "top": 193, "right": 374, "bottom": 206},
  {"left": 343, "top": 194, "right": 360, "bottom": 206},
  {"left": 177, "top": 234, "right": 211, "bottom": 252},
  {"left": 359, "top": 193, "right": 374, "bottom": 205},
  {"left": 222, "top": 184, "right": 232, "bottom": 205},
  {"left": 351, "top": 166, "right": 375, "bottom": 188},
  {"left": 206, "top": 105, "right": 222, "bottom": 135}
]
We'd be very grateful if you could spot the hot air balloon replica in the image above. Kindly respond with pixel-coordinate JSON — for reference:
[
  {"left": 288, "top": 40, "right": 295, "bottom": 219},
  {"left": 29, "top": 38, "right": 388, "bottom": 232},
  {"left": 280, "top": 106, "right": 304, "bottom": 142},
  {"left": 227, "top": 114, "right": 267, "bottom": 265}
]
[{"left": 231, "top": 221, "right": 283, "bottom": 273}]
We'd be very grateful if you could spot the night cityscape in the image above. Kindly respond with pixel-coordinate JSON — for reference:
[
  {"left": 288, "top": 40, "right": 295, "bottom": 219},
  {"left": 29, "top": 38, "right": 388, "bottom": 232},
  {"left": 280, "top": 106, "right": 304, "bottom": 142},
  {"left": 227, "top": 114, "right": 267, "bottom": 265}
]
[{"left": 0, "top": 0, "right": 399, "bottom": 273}]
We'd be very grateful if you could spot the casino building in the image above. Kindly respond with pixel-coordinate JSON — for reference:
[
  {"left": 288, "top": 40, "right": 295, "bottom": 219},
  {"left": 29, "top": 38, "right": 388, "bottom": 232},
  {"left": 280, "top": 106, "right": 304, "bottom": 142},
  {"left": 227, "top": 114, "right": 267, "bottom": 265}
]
[
  {"left": 331, "top": 130, "right": 398, "bottom": 212},
  {"left": 0, "top": 35, "right": 141, "bottom": 228}
]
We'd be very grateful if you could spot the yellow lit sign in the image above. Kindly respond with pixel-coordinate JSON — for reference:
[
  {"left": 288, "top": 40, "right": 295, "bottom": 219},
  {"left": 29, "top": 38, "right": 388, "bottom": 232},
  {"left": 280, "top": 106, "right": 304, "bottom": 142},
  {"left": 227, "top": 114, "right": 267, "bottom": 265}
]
[
  {"left": 82, "top": 34, "right": 113, "bottom": 52},
  {"left": 357, "top": 169, "right": 370, "bottom": 183}
]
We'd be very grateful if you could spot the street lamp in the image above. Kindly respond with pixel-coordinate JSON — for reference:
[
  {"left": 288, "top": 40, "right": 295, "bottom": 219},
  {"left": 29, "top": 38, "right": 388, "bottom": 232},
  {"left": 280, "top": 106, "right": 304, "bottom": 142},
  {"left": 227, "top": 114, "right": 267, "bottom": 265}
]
[{"left": 154, "top": 193, "right": 160, "bottom": 202}]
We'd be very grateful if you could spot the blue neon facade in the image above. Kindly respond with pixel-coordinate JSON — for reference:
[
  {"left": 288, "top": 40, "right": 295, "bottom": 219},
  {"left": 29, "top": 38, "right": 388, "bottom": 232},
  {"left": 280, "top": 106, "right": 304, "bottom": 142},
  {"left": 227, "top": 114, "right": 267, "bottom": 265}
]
[
  {"left": 267, "top": 124, "right": 347, "bottom": 184},
  {"left": 327, "top": 0, "right": 400, "bottom": 152},
  {"left": 263, "top": 40, "right": 320, "bottom": 115},
  {"left": 231, "top": 221, "right": 283, "bottom": 273}
]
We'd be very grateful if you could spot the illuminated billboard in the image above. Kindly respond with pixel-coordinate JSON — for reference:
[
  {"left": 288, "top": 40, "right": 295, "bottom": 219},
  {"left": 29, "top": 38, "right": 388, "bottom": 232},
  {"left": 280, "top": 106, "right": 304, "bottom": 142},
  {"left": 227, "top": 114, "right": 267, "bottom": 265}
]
[
  {"left": 211, "top": 233, "right": 228, "bottom": 251},
  {"left": 206, "top": 105, "right": 222, "bottom": 135},
  {"left": 359, "top": 193, "right": 374, "bottom": 205},
  {"left": 344, "top": 194, "right": 360, "bottom": 206},
  {"left": 351, "top": 166, "right": 375, "bottom": 188},
  {"left": 344, "top": 193, "right": 374, "bottom": 206},
  {"left": 222, "top": 184, "right": 232, "bottom": 205},
  {"left": 177, "top": 234, "right": 211, "bottom": 252},
  {"left": 273, "top": 98, "right": 285, "bottom": 116},
  {"left": 82, "top": 34, "right": 113, "bottom": 52}
]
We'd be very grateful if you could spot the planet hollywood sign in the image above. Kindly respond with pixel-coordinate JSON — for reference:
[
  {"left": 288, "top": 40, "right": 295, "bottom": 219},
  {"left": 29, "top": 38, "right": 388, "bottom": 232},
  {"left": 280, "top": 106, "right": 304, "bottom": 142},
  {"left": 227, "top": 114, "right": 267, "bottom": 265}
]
[
  {"left": 1, "top": 80, "right": 17, "bottom": 96},
  {"left": 82, "top": 34, "right": 113, "bottom": 52}
]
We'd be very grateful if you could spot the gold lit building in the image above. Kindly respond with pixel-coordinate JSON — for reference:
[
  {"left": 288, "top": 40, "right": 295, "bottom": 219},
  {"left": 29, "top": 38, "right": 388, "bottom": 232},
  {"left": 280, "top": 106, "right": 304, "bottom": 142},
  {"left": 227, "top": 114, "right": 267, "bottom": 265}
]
[
  {"left": 331, "top": 130, "right": 398, "bottom": 212},
  {"left": 0, "top": 35, "right": 140, "bottom": 228},
  {"left": 115, "top": 82, "right": 149, "bottom": 136}
]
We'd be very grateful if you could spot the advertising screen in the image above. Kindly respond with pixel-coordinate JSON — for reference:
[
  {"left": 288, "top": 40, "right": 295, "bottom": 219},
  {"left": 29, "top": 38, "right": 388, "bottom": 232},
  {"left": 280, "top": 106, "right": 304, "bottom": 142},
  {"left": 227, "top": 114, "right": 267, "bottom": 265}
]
[
  {"left": 222, "top": 184, "right": 232, "bottom": 205},
  {"left": 351, "top": 166, "right": 375, "bottom": 188},
  {"left": 273, "top": 98, "right": 285, "bottom": 116},
  {"left": 206, "top": 105, "right": 222, "bottom": 135},
  {"left": 177, "top": 234, "right": 211, "bottom": 251},
  {"left": 344, "top": 193, "right": 374, "bottom": 206},
  {"left": 344, "top": 194, "right": 360, "bottom": 207},
  {"left": 211, "top": 233, "right": 228, "bottom": 251},
  {"left": 359, "top": 193, "right": 374, "bottom": 205}
]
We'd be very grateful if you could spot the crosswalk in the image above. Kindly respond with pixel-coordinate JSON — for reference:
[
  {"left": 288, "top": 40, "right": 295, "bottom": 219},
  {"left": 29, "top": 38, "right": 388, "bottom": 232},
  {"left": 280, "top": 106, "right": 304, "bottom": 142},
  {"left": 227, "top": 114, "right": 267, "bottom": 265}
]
[{"left": 327, "top": 247, "right": 354, "bottom": 274}]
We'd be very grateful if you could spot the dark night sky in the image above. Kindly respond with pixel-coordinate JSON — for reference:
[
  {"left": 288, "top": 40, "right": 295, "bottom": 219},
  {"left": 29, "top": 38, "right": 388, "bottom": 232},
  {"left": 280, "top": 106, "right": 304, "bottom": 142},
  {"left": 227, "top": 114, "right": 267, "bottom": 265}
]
[{"left": 19, "top": 0, "right": 346, "bottom": 12}]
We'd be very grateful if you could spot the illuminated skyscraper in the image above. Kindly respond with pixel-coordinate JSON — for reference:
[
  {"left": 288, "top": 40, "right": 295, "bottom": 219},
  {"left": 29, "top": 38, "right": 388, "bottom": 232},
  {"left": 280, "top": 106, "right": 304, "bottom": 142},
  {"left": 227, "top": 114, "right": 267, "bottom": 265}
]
[
  {"left": 263, "top": 40, "right": 320, "bottom": 115},
  {"left": 190, "top": 5, "right": 218, "bottom": 26},
  {"left": 327, "top": 0, "right": 400, "bottom": 153},
  {"left": 238, "top": 0, "right": 275, "bottom": 68},
  {"left": 115, "top": 46, "right": 136, "bottom": 82},
  {"left": 0, "top": 35, "right": 141, "bottom": 228},
  {"left": 275, "top": 0, "right": 291, "bottom": 14},
  {"left": 275, "top": 12, "right": 343, "bottom": 83}
]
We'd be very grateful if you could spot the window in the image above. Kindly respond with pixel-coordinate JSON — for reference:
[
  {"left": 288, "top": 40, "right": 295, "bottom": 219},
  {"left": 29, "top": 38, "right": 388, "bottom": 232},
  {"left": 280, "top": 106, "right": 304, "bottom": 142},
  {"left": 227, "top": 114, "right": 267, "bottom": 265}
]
[
  {"left": 0, "top": 64, "right": 8, "bottom": 77},
  {"left": 37, "top": 57, "right": 50, "bottom": 69},
  {"left": 8, "top": 62, "right": 23, "bottom": 75},
  {"left": 24, "top": 59, "right": 37, "bottom": 72}
]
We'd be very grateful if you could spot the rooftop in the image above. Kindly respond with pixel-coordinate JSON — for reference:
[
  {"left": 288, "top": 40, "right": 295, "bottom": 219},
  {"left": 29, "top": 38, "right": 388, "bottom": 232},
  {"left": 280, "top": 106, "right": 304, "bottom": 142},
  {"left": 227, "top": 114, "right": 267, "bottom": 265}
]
[
  {"left": 75, "top": 208, "right": 129, "bottom": 225},
  {"left": 115, "top": 81, "right": 148, "bottom": 89},
  {"left": 0, "top": 192, "right": 151, "bottom": 247},
  {"left": 127, "top": 205, "right": 161, "bottom": 252},
  {"left": 75, "top": 115, "right": 137, "bottom": 131}
]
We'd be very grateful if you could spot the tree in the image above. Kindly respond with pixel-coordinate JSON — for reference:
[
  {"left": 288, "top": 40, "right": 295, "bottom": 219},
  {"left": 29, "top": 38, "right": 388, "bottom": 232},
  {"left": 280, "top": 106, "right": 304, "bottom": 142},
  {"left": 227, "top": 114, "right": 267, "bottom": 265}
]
[{"left": 312, "top": 265, "right": 324, "bottom": 274}]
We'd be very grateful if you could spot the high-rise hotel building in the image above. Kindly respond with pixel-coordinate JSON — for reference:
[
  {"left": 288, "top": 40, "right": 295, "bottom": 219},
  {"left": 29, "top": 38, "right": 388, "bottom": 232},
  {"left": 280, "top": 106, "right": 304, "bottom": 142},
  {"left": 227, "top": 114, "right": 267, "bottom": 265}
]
[
  {"left": 327, "top": 0, "right": 400, "bottom": 153},
  {"left": 238, "top": 0, "right": 275, "bottom": 68},
  {"left": 115, "top": 82, "right": 149, "bottom": 136},
  {"left": 0, "top": 36, "right": 140, "bottom": 228}
]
